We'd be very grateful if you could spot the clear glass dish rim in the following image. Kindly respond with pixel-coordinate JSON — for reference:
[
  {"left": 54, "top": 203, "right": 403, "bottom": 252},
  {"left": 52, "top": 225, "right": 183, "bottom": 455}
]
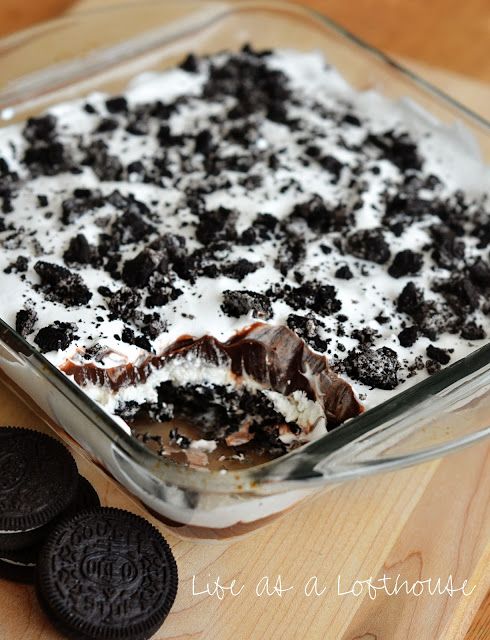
[{"left": 0, "top": 0, "right": 489, "bottom": 495}]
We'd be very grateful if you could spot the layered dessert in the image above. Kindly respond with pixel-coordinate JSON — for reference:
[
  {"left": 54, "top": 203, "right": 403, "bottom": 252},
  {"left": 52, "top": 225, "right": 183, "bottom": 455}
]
[{"left": 1, "top": 47, "right": 489, "bottom": 467}]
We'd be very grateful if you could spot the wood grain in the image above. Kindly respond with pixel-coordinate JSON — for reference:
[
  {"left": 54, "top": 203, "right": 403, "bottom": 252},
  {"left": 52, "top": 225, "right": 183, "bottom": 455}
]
[
  {"left": 466, "top": 591, "right": 490, "bottom": 640},
  {"left": 0, "top": 2, "right": 489, "bottom": 639},
  {"left": 0, "top": 0, "right": 75, "bottom": 36}
]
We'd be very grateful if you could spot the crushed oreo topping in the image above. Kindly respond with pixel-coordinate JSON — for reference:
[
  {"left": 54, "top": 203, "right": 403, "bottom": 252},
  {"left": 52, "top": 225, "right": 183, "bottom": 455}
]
[{"left": 0, "top": 47, "right": 489, "bottom": 455}]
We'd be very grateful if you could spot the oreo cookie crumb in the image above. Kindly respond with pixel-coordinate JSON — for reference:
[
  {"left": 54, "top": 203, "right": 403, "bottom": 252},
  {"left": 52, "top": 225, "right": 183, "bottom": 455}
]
[
  {"left": 274, "top": 234, "right": 306, "bottom": 275},
  {"left": 460, "top": 322, "right": 486, "bottom": 341},
  {"left": 346, "top": 228, "right": 391, "bottom": 264},
  {"left": 344, "top": 346, "right": 400, "bottom": 390},
  {"left": 169, "top": 428, "right": 191, "bottom": 448},
  {"left": 335, "top": 265, "right": 353, "bottom": 280},
  {"left": 63, "top": 234, "right": 97, "bottom": 265},
  {"left": 195, "top": 130, "right": 214, "bottom": 155},
  {"left": 397, "top": 281, "right": 424, "bottom": 315},
  {"left": 34, "top": 322, "right": 78, "bottom": 353},
  {"left": 4, "top": 255, "right": 28, "bottom": 274},
  {"left": 105, "top": 96, "right": 128, "bottom": 113},
  {"left": 283, "top": 281, "right": 342, "bottom": 315},
  {"left": 122, "top": 248, "right": 167, "bottom": 288},
  {"left": 106, "top": 287, "right": 142, "bottom": 321},
  {"left": 121, "top": 327, "right": 152, "bottom": 352},
  {"left": 398, "top": 326, "right": 418, "bottom": 348},
  {"left": 180, "top": 53, "right": 199, "bottom": 72},
  {"left": 195, "top": 207, "right": 238, "bottom": 244},
  {"left": 433, "top": 276, "right": 480, "bottom": 313},
  {"left": 388, "top": 250, "right": 423, "bottom": 278},
  {"left": 426, "top": 359, "right": 441, "bottom": 375},
  {"left": 351, "top": 327, "right": 379, "bottom": 346},
  {"left": 34, "top": 261, "right": 92, "bottom": 306},
  {"left": 468, "top": 258, "right": 490, "bottom": 288},
  {"left": 61, "top": 188, "right": 103, "bottom": 225},
  {"left": 24, "top": 142, "right": 70, "bottom": 177},
  {"left": 426, "top": 344, "right": 451, "bottom": 365},
  {"left": 319, "top": 155, "right": 344, "bottom": 181},
  {"left": 15, "top": 308, "right": 37, "bottom": 337},
  {"left": 342, "top": 113, "right": 361, "bottom": 126},
  {"left": 366, "top": 130, "right": 422, "bottom": 172},
  {"left": 95, "top": 118, "right": 119, "bottom": 133},
  {"left": 287, "top": 313, "right": 330, "bottom": 351},
  {"left": 290, "top": 196, "right": 335, "bottom": 233},
  {"left": 222, "top": 258, "right": 263, "bottom": 281},
  {"left": 430, "top": 225, "right": 465, "bottom": 269},
  {"left": 221, "top": 290, "right": 272, "bottom": 319},
  {"left": 23, "top": 115, "right": 57, "bottom": 143},
  {"left": 203, "top": 51, "right": 291, "bottom": 124},
  {"left": 111, "top": 203, "right": 156, "bottom": 244},
  {"left": 83, "top": 140, "right": 123, "bottom": 181}
]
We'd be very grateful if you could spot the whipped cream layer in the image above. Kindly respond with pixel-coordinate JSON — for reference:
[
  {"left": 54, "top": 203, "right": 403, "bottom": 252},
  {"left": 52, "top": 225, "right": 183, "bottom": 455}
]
[{"left": 0, "top": 48, "right": 489, "bottom": 440}]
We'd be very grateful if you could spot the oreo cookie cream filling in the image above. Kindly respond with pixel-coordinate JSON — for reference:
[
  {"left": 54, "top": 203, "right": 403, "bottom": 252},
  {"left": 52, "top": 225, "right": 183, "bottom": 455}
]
[{"left": 0, "top": 47, "right": 489, "bottom": 467}]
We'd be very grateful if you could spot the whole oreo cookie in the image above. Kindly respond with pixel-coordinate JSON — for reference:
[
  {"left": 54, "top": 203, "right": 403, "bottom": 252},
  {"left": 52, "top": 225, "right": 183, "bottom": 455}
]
[
  {"left": 0, "top": 427, "right": 78, "bottom": 550},
  {"left": 37, "top": 507, "right": 178, "bottom": 640},
  {"left": 0, "top": 475, "right": 100, "bottom": 584}
]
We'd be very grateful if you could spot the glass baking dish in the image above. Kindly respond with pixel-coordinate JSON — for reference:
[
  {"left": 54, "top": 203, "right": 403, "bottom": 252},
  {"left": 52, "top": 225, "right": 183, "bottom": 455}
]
[{"left": 1, "top": 0, "right": 489, "bottom": 538}]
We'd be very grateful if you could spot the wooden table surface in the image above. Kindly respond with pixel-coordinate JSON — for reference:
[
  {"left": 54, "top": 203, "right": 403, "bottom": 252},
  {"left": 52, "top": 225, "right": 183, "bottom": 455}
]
[{"left": 0, "top": 2, "right": 489, "bottom": 639}]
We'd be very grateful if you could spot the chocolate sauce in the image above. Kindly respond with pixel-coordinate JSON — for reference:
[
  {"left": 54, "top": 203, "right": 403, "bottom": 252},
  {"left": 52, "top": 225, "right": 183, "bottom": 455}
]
[{"left": 61, "top": 323, "right": 362, "bottom": 428}]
